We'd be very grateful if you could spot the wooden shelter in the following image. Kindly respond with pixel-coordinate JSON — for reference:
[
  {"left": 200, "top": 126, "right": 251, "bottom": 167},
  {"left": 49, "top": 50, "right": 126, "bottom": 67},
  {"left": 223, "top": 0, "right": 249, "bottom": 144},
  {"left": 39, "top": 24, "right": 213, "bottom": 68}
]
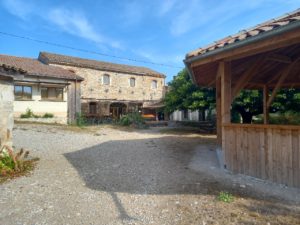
[{"left": 184, "top": 9, "right": 300, "bottom": 188}]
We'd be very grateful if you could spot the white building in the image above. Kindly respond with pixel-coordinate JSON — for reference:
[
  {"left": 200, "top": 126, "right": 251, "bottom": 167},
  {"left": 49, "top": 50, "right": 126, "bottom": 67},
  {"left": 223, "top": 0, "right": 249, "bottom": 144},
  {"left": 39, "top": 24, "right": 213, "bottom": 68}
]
[{"left": 0, "top": 54, "right": 83, "bottom": 124}]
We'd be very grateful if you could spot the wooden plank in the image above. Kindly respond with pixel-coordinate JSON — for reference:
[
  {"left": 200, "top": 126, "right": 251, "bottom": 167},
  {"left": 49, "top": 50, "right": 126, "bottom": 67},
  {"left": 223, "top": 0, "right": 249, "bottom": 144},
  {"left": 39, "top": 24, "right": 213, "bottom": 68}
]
[
  {"left": 274, "top": 128, "right": 282, "bottom": 184},
  {"left": 259, "top": 128, "right": 266, "bottom": 179},
  {"left": 231, "top": 128, "right": 238, "bottom": 173},
  {"left": 244, "top": 127, "right": 251, "bottom": 176},
  {"left": 224, "top": 127, "right": 231, "bottom": 170},
  {"left": 292, "top": 130, "right": 300, "bottom": 187},
  {"left": 267, "top": 128, "right": 274, "bottom": 181},
  {"left": 236, "top": 126, "right": 244, "bottom": 174},
  {"left": 286, "top": 129, "right": 293, "bottom": 187},
  {"left": 223, "top": 123, "right": 300, "bottom": 130},
  {"left": 281, "top": 129, "right": 289, "bottom": 186}
]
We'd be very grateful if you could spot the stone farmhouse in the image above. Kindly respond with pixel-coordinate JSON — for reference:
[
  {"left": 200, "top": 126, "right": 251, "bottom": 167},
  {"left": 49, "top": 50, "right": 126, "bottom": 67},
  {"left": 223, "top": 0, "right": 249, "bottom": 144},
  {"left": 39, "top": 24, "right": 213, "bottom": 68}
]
[
  {"left": 38, "top": 52, "right": 166, "bottom": 120},
  {"left": 0, "top": 54, "right": 83, "bottom": 124}
]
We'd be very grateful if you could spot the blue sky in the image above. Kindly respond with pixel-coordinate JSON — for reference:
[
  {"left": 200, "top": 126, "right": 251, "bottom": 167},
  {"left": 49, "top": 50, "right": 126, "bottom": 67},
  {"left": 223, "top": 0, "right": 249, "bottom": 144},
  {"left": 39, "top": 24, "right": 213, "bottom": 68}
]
[{"left": 0, "top": 0, "right": 299, "bottom": 82}]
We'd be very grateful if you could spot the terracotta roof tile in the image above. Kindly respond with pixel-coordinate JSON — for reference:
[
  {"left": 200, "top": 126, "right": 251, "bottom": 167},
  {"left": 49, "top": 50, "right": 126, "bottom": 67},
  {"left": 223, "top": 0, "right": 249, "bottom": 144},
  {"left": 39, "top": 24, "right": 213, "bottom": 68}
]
[
  {"left": 39, "top": 52, "right": 166, "bottom": 78},
  {"left": 186, "top": 8, "right": 300, "bottom": 59},
  {"left": 0, "top": 54, "right": 83, "bottom": 81}
]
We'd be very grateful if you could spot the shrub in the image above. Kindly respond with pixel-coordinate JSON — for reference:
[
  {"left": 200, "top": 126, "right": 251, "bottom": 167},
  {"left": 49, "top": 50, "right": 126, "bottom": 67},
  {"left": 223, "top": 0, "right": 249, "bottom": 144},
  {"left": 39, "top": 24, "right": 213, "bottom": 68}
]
[
  {"left": 254, "top": 111, "right": 300, "bottom": 125},
  {"left": 43, "top": 113, "right": 54, "bottom": 118},
  {"left": 75, "top": 112, "right": 87, "bottom": 127},
  {"left": 0, "top": 146, "right": 38, "bottom": 181},
  {"left": 20, "top": 108, "right": 52, "bottom": 119},
  {"left": 20, "top": 108, "right": 34, "bottom": 118},
  {"left": 119, "top": 112, "right": 147, "bottom": 128},
  {"left": 217, "top": 191, "right": 234, "bottom": 203}
]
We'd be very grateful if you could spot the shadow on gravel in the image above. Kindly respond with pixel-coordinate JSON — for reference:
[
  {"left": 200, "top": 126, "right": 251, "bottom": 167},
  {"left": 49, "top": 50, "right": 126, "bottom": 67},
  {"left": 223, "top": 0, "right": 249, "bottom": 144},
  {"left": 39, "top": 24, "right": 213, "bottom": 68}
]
[
  {"left": 64, "top": 136, "right": 220, "bottom": 196},
  {"left": 64, "top": 135, "right": 300, "bottom": 222}
]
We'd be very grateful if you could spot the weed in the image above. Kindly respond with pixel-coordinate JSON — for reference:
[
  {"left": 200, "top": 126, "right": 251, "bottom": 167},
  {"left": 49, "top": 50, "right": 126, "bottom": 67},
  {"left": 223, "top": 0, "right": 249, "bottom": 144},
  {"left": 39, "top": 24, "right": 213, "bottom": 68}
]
[
  {"left": 217, "top": 191, "right": 234, "bottom": 203},
  {"left": 75, "top": 112, "right": 87, "bottom": 127},
  {"left": 119, "top": 113, "right": 148, "bottom": 129},
  {"left": 42, "top": 113, "right": 54, "bottom": 118},
  {"left": 0, "top": 145, "right": 38, "bottom": 182},
  {"left": 20, "top": 108, "right": 34, "bottom": 118}
]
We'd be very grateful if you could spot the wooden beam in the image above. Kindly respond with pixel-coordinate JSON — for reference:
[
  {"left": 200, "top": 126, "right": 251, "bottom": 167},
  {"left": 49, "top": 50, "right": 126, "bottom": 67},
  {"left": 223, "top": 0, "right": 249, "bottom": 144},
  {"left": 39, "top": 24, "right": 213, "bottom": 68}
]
[
  {"left": 216, "top": 76, "right": 222, "bottom": 146},
  {"left": 221, "top": 61, "right": 232, "bottom": 124},
  {"left": 219, "top": 61, "right": 232, "bottom": 154},
  {"left": 267, "top": 54, "right": 292, "bottom": 64},
  {"left": 267, "top": 57, "right": 300, "bottom": 108},
  {"left": 190, "top": 29, "right": 300, "bottom": 68},
  {"left": 231, "top": 56, "right": 265, "bottom": 101},
  {"left": 263, "top": 85, "right": 269, "bottom": 124}
]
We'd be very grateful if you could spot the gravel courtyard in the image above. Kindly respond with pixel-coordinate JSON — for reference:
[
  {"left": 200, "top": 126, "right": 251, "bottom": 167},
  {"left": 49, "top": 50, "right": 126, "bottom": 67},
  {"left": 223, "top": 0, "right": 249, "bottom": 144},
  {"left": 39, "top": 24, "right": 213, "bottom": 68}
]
[{"left": 1, "top": 123, "right": 300, "bottom": 225}]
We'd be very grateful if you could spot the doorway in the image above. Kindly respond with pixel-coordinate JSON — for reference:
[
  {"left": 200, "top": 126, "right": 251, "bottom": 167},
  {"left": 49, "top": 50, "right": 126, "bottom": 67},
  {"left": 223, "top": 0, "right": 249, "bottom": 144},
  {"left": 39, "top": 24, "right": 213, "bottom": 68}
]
[{"left": 110, "top": 103, "right": 127, "bottom": 119}]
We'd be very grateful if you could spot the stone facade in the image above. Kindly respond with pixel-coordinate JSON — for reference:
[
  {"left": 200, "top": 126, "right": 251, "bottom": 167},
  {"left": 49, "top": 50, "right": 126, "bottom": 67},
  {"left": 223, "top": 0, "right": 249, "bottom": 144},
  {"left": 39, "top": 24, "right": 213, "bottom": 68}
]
[
  {"left": 0, "top": 77, "right": 14, "bottom": 148},
  {"left": 50, "top": 64, "right": 166, "bottom": 118}
]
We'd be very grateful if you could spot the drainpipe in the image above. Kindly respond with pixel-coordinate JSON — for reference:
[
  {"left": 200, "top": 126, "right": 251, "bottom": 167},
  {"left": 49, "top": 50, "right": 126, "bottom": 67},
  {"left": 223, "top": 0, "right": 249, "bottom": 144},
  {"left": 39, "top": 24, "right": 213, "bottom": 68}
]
[{"left": 74, "top": 74, "right": 77, "bottom": 122}]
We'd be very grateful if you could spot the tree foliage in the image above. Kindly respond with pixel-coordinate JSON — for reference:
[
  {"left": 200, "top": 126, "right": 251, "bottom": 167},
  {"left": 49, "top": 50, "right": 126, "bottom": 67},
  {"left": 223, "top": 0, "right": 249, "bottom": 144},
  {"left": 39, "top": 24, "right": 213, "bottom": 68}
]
[
  {"left": 232, "top": 88, "right": 300, "bottom": 123},
  {"left": 164, "top": 68, "right": 300, "bottom": 124},
  {"left": 164, "top": 69, "right": 215, "bottom": 113}
]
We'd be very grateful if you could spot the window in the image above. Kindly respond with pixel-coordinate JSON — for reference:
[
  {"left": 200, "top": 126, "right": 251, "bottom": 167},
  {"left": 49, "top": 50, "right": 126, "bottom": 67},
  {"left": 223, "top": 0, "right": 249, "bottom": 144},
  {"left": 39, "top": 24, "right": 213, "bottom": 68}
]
[
  {"left": 41, "top": 87, "right": 64, "bottom": 101},
  {"left": 14, "top": 85, "right": 32, "bottom": 100},
  {"left": 103, "top": 74, "right": 110, "bottom": 85},
  {"left": 151, "top": 80, "right": 157, "bottom": 89},
  {"left": 129, "top": 78, "right": 135, "bottom": 87},
  {"left": 89, "top": 102, "right": 97, "bottom": 114}
]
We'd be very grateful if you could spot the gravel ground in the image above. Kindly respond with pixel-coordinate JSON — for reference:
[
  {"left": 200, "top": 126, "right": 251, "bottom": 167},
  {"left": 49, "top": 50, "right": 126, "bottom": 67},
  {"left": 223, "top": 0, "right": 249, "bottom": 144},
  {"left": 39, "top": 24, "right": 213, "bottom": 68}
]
[{"left": 0, "top": 123, "right": 300, "bottom": 225}]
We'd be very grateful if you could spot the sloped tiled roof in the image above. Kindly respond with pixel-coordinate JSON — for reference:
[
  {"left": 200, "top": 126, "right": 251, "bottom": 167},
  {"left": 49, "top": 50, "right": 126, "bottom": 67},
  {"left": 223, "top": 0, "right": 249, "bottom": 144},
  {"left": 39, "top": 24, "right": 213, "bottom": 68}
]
[
  {"left": 0, "top": 54, "right": 83, "bottom": 81},
  {"left": 186, "top": 8, "right": 300, "bottom": 59},
  {"left": 39, "top": 52, "right": 166, "bottom": 78}
]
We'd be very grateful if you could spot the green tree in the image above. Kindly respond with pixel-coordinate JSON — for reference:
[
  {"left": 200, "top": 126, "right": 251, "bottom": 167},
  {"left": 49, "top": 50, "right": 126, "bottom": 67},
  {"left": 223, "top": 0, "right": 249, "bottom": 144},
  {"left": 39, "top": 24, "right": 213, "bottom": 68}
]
[
  {"left": 232, "top": 88, "right": 300, "bottom": 123},
  {"left": 164, "top": 69, "right": 215, "bottom": 119},
  {"left": 232, "top": 90, "right": 263, "bottom": 123}
]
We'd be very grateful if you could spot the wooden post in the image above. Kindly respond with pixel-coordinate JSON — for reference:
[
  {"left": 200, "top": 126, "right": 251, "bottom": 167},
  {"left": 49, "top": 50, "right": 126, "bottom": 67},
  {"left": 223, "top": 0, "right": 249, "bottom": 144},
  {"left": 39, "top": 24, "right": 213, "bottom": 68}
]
[
  {"left": 263, "top": 85, "right": 269, "bottom": 124},
  {"left": 220, "top": 61, "right": 232, "bottom": 151},
  {"left": 216, "top": 76, "right": 221, "bottom": 146}
]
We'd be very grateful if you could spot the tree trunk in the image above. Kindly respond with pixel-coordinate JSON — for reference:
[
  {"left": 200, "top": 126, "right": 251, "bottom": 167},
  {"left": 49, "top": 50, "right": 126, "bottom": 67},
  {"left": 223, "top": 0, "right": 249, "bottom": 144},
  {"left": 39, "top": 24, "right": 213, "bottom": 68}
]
[
  {"left": 240, "top": 112, "right": 253, "bottom": 123},
  {"left": 233, "top": 105, "right": 253, "bottom": 123}
]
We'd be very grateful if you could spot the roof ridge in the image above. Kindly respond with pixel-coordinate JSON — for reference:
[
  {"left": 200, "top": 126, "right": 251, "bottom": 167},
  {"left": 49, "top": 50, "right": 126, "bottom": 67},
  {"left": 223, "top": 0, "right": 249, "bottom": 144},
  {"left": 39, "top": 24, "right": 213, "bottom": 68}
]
[
  {"left": 186, "top": 8, "right": 300, "bottom": 59},
  {"left": 39, "top": 51, "right": 165, "bottom": 78}
]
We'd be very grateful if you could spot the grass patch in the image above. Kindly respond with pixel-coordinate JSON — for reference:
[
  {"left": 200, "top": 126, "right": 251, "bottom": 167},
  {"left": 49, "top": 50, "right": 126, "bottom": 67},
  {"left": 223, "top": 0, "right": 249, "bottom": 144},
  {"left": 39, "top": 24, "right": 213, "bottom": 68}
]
[
  {"left": 217, "top": 191, "right": 234, "bottom": 203},
  {"left": 0, "top": 146, "right": 39, "bottom": 184}
]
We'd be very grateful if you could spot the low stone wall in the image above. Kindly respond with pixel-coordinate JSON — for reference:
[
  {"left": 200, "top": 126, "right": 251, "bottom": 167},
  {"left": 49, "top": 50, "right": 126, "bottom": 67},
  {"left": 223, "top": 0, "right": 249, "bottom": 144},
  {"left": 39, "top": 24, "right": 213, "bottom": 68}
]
[{"left": 0, "top": 79, "right": 14, "bottom": 148}]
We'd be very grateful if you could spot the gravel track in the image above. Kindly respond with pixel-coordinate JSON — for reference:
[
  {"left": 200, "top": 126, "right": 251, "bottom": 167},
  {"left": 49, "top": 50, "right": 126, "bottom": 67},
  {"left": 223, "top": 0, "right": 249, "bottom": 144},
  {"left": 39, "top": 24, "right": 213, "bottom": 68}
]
[{"left": 0, "top": 123, "right": 299, "bottom": 225}]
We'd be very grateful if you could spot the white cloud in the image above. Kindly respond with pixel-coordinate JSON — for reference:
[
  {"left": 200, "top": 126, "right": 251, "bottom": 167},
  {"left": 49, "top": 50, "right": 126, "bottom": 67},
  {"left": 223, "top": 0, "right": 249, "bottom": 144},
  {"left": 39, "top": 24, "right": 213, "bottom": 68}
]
[
  {"left": 168, "top": 0, "right": 267, "bottom": 36},
  {"left": 1, "top": 0, "right": 123, "bottom": 50},
  {"left": 48, "top": 8, "right": 103, "bottom": 43},
  {"left": 2, "top": 0, "right": 34, "bottom": 19}
]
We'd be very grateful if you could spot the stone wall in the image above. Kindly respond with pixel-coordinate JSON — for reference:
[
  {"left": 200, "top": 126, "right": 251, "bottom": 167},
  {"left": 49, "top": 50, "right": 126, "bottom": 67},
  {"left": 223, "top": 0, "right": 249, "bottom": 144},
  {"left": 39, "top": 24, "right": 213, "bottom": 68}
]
[
  {"left": 50, "top": 64, "right": 165, "bottom": 102},
  {"left": 0, "top": 78, "right": 14, "bottom": 148}
]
